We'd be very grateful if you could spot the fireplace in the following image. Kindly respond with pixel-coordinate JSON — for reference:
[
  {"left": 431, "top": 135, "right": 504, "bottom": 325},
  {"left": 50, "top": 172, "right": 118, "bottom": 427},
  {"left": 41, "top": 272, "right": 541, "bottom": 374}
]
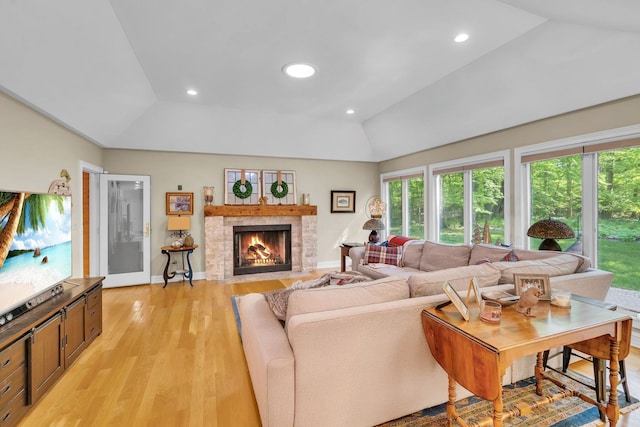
[{"left": 233, "top": 224, "right": 292, "bottom": 275}]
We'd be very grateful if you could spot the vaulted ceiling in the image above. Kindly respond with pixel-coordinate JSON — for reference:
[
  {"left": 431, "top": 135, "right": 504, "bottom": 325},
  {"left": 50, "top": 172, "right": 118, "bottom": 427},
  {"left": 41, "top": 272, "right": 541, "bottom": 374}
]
[{"left": 1, "top": 1, "right": 639, "bottom": 162}]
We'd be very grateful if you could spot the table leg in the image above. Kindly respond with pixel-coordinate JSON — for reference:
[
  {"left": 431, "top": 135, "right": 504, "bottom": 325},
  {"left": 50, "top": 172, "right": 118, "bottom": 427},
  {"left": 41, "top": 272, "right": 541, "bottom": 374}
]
[
  {"left": 162, "top": 250, "right": 175, "bottom": 288},
  {"left": 446, "top": 375, "right": 457, "bottom": 426},
  {"left": 535, "top": 352, "right": 544, "bottom": 396},
  {"left": 184, "top": 249, "right": 194, "bottom": 286},
  {"left": 606, "top": 339, "right": 621, "bottom": 426}
]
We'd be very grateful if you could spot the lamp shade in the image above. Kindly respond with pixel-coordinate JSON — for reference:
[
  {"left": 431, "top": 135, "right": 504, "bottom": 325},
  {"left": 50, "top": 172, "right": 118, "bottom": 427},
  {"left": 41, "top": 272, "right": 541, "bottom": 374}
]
[
  {"left": 362, "top": 218, "right": 385, "bottom": 231},
  {"left": 167, "top": 216, "right": 191, "bottom": 231},
  {"left": 526, "top": 219, "right": 574, "bottom": 239}
]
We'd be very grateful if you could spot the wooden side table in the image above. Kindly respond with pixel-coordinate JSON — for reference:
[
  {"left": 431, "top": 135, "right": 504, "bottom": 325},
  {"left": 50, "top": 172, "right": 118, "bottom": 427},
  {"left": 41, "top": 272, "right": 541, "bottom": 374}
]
[
  {"left": 339, "top": 243, "right": 363, "bottom": 272},
  {"left": 161, "top": 245, "right": 198, "bottom": 287},
  {"left": 421, "top": 300, "right": 632, "bottom": 426}
]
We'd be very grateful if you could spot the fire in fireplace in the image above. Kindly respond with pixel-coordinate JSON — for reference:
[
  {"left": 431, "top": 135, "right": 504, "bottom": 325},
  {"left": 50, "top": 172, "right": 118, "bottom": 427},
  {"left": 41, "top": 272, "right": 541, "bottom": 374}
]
[{"left": 233, "top": 225, "right": 292, "bottom": 275}]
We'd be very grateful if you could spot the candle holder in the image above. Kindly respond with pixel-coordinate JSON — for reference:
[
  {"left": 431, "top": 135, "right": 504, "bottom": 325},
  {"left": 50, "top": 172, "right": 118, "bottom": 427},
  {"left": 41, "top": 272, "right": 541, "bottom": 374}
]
[{"left": 204, "top": 186, "right": 214, "bottom": 206}]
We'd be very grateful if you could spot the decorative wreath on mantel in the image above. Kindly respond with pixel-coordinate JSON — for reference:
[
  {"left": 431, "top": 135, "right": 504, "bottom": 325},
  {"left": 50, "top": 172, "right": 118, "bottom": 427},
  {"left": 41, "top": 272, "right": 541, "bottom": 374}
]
[
  {"left": 270, "top": 181, "right": 288, "bottom": 199},
  {"left": 232, "top": 180, "right": 253, "bottom": 199}
]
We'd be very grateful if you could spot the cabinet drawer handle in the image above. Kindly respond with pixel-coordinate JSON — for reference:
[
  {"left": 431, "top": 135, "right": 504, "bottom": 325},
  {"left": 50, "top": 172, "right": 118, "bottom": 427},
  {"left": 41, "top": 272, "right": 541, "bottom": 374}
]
[
  {"left": 1, "top": 358, "right": 10, "bottom": 368},
  {"left": 1, "top": 384, "right": 10, "bottom": 395},
  {"left": 1, "top": 410, "right": 10, "bottom": 423}
]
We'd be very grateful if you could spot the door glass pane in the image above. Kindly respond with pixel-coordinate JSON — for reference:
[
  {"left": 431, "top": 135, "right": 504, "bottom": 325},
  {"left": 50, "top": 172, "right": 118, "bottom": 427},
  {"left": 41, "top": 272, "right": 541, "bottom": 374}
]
[
  {"left": 597, "top": 147, "right": 640, "bottom": 298},
  {"left": 107, "top": 180, "right": 144, "bottom": 274},
  {"left": 440, "top": 172, "right": 464, "bottom": 243},
  {"left": 388, "top": 180, "right": 403, "bottom": 236},
  {"left": 472, "top": 168, "right": 504, "bottom": 245},
  {"left": 529, "top": 155, "right": 581, "bottom": 251}
]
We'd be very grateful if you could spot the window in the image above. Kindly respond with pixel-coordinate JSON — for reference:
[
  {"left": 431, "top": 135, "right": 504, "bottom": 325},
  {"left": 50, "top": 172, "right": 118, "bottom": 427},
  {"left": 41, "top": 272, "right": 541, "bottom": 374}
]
[
  {"left": 528, "top": 155, "right": 581, "bottom": 251},
  {"left": 382, "top": 168, "right": 425, "bottom": 239},
  {"left": 431, "top": 152, "right": 508, "bottom": 245},
  {"left": 519, "top": 132, "right": 640, "bottom": 310}
]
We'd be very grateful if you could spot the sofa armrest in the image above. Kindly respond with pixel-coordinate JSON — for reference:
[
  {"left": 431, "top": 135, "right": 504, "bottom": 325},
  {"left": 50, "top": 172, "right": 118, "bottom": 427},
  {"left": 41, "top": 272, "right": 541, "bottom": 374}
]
[
  {"left": 549, "top": 268, "right": 613, "bottom": 301},
  {"left": 238, "top": 293, "right": 295, "bottom": 427},
  {"left": 348, "top": 246, "right": 366, "bottom": 271}
]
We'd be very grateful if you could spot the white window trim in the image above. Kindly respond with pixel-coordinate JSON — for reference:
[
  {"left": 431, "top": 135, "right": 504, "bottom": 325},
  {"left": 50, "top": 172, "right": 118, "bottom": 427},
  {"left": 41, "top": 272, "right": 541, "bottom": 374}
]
[
  {"left": 428, "top": 150, "right": 510, "bottom": 245},
  {"left": 380, "top": 166, "right": 427, "bottom": 239},
  {"left": 514, "top": 123, "right": 640, "bottom": 260}
]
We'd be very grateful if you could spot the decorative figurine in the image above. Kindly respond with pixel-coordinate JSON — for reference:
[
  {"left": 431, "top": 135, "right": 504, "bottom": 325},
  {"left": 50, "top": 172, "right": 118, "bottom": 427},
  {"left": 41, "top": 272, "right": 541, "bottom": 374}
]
[{"left": 516, "top": 287, "right": 542, "bottom": 317}]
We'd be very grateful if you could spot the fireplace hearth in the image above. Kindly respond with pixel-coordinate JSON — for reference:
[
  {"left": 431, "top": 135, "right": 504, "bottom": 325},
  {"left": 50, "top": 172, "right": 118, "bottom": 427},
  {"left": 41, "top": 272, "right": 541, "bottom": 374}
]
[{"left": 233, "top": 224, "right": 292, "bottom": 275}]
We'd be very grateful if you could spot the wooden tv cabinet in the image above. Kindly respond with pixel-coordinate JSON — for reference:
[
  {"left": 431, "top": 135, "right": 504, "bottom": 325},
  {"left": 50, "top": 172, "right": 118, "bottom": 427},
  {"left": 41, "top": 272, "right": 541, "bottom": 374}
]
[{"left": 0, "top": 277, "right": 103, "bottom": 427}]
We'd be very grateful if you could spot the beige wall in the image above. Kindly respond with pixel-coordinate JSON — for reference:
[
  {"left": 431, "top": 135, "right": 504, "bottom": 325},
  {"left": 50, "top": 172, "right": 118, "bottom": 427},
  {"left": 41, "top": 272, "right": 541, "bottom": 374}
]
[
  {"left": 4, "top": 87, "right": 639, "bottom": 281},
  {"left": 0, "top": 91, "right": 103, "bottom": 278},
  {"left": 102, "top": 150, "right": 379, "bottom": 278}
]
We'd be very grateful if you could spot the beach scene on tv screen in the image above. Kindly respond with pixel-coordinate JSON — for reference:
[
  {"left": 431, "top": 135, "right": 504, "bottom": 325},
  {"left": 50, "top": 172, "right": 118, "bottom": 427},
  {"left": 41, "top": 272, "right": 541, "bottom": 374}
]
[{"left": 0, "top": 192, "right": 72, "bottom": 313}]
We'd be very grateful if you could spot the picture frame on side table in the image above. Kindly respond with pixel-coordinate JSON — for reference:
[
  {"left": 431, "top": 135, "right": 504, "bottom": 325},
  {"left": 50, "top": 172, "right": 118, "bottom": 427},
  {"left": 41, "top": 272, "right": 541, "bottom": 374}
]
[
  {"left": 466, "top": 276, "right": 482, "bottom": 307},
  {"left": 442, "top": 281, "right": 470, "bottom": 321},
  {"left": 514, "top": 273, "right": 551, "bottom": 300},
  {"left": 331, "top": 190, "right": 356, "bottom": 213},
  {"left": 166, "top": 192, "right": 194, "bottom": 215}
]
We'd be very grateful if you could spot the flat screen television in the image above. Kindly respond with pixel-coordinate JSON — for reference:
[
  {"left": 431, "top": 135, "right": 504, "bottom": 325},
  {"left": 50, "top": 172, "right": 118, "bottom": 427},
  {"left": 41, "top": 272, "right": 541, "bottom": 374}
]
[{"left": 0, "top": 190, "right": 72, "bottom": 319}]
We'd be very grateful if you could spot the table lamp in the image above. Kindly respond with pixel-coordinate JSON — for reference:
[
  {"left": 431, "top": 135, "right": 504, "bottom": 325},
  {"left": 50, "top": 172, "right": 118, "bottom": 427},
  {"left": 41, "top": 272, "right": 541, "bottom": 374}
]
[
  {"left": 167, "top": 216, "right": 191, "bottom": 239},
  {"left": 526, "top": 218, "right": 575, "bottom": 251},
  {"left": 363, "top": 196, "right": 386, "bottom": 243}
]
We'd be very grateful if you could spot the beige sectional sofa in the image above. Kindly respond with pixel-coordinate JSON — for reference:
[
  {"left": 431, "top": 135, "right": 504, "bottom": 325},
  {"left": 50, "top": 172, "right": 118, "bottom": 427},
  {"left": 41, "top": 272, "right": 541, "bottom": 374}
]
[{"left": 238, "top": 242, "right": 613, "bottom": 427}]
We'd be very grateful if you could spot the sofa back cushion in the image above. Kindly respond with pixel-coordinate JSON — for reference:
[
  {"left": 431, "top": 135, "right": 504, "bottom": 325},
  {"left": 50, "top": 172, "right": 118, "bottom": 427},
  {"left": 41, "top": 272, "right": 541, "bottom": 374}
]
[
  {"left": 285, "top": 276, "right": 410, "bottom": 325},
  {"left": 419, "top": 241, "right": 471, "bottom": 272},
  {"left": 493, "top": 254, "right": 580, "bottom": 284},
  {"left": 402, "top": 240, "right": 425, "bottom": 269},
  {"left": 469, "top": 243, "right": 512, "bottom": 265},
  {"left": 408, "top": 263, "right": 501, "bottom": 297}
]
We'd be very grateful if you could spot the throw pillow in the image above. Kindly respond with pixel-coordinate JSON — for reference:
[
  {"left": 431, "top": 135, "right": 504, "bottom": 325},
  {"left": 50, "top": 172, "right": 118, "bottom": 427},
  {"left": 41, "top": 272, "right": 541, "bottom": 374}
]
[
  {"left": 501, "top": 250, "right": 519, "bottom": 262},
  {"left": 364, "top": 243, "right": 403, "bottom": 266}
]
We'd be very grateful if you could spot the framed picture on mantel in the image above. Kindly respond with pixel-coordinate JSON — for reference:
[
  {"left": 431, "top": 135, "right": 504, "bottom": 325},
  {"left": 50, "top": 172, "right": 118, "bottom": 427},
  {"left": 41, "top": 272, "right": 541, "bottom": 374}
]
[{"left": 331, "top": 190, "right": 356, "bottom": 213}]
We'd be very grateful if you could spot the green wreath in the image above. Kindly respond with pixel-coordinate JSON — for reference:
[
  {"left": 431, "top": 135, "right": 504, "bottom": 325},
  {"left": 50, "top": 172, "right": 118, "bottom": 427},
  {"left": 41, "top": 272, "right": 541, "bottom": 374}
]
[
  {"left": 232, "top": 180, "right": 253, "bottom": 199},
  {"left": 270, "top": 181, "right": 289, "bottom": 198}
]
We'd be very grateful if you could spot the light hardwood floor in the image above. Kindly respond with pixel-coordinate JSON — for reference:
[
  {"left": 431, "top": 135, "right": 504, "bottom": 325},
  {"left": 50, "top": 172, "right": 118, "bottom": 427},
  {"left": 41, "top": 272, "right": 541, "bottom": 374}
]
[{"left": 18, "top": 275, "right": 640, "bottom": 426}]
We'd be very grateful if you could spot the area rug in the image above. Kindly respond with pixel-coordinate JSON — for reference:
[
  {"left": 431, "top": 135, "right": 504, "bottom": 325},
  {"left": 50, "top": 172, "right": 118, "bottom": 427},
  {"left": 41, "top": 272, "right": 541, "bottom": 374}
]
[{"left": 378, "top": 372, "right": 639, "bottom": 427}]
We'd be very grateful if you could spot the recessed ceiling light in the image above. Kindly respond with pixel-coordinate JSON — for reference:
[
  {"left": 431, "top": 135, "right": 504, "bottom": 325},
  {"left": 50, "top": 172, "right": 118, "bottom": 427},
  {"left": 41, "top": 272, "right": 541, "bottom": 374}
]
[
  {"left": 186, "top": 89, "right": 198, "bottom": 96},
  {"left": 283, "top": 63, "right": 316, "bottom": 79},
  {"left": 454, "top": 33, "right": 469, "bottom": 43},
  {"left": 346, "top": 109, "right": 355, "bottom": 115}
]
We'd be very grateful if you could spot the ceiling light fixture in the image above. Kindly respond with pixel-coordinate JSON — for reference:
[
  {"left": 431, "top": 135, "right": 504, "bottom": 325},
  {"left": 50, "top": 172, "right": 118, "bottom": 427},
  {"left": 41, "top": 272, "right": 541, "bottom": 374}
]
[
  {"left": 454, "top": 33, "right": 469, "bottom": 43},
  {"left": 346, "top": 109, "right": 355, "bottom": 115},
  {"left": 186, "top": 89, "right": 198, "bottom": 96},
  {"left": 283, "top": 63, "right": 316, "bottom": 79}
]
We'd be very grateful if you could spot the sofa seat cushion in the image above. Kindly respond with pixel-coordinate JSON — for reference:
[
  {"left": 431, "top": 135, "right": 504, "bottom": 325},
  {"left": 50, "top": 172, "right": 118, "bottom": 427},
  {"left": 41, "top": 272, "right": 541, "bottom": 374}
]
[
  {"left": 408, "top": 263, "right": 501, "bottom": 297},
  {"left": 357, "top": 264, "right": 422, "bottom": 280},
  {"left": 419, "top": 241, "right": 471, "bottom": 272},
  {"left": 493, "top": 254, "right": 581, "bottom": 284},
  {"left": 285, "top": 276, "right": 409, "bottom": 325}
]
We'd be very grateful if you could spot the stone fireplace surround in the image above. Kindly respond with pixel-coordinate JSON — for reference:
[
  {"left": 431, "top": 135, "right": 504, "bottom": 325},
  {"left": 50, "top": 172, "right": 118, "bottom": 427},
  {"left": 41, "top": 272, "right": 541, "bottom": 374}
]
[{"left": 204, "top": 205, "right": 317, "bottom": 280}]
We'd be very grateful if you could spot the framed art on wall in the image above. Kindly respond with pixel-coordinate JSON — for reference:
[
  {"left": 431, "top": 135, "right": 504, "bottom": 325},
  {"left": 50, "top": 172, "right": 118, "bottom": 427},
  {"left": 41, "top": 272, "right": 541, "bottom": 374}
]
[
  {"left": 331, "top": 190, "right": 356, "bottom": 213},
  {"left": 166, "top": 192, "right": 194, "bottom": 215},
  {"left": 514, "top": 273, "right": 551, "bottom": 300}
]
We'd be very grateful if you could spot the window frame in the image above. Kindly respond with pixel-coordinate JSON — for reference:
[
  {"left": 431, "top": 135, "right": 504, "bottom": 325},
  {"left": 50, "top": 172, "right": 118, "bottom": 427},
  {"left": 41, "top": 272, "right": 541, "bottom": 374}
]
[
  {"left": 428, "top": 150, "right": 510, "bottom": 244},
  {"left": 380, "top": 166, "right": 427, "bottom": 239},
  {"left": 514, "top": 123, "right": 640, "bottom": 266}
]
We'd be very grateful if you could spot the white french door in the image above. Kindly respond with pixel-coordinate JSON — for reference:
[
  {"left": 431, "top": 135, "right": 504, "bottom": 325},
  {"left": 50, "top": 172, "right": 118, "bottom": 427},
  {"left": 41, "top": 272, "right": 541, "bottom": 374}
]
[{"left": 99, "top": 174, "right": 151, "bottom": 288}]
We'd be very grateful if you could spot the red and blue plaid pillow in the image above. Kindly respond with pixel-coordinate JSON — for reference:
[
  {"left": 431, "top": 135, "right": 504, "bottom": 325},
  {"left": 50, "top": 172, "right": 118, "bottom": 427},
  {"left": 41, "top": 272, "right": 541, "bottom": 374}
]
[{"left": 364, "top": 243, "right": 403, "bottom": 266}]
